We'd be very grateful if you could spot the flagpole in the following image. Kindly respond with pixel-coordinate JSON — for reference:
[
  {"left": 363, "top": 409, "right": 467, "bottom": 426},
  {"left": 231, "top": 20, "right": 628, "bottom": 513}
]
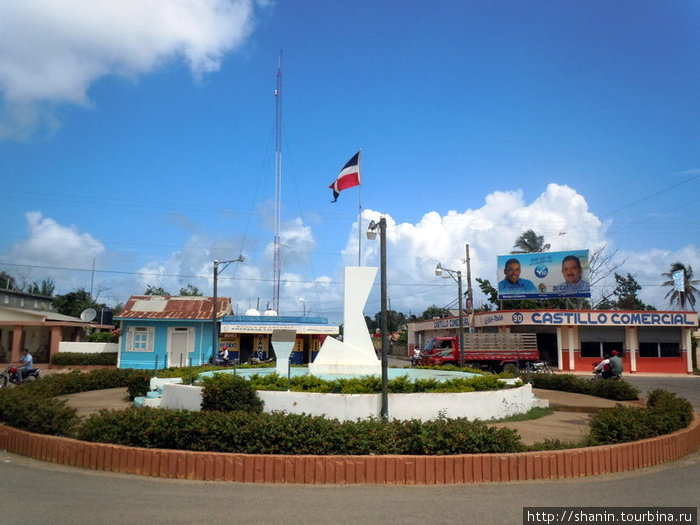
[{"left": 358, "top": 150, "right": 362, "bottom": 266}]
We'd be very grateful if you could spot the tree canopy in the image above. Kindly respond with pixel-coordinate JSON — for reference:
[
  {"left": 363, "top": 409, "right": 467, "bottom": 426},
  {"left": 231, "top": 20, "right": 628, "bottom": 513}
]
[
  {"left": 511, "top": 229, "right": 547, "bottom": 254},
  {"left": 596, "top": 273, "right": 655, "bottom": 311},
  {"left": 661, "top": 262, "right": 700, "bottom": 310}
]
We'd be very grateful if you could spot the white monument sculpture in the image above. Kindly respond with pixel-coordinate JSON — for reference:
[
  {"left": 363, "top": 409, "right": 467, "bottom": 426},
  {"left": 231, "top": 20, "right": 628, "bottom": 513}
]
[{"left": 308, "top": 266, "right": 381, "bottom": 376}]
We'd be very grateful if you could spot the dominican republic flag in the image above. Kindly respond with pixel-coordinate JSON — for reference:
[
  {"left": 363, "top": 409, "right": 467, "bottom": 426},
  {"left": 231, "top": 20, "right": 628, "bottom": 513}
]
[{"left": 329, "top": 151, "right": 361, "bottom": 202}]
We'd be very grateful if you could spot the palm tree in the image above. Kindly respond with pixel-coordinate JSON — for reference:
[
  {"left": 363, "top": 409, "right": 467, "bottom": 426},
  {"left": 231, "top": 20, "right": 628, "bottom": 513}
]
[
  {"left": 661, "top": 262, "right": 700, "bottom": 309},
  {"left": 511, "top": 229, "right": 548, "bottom": 253}
]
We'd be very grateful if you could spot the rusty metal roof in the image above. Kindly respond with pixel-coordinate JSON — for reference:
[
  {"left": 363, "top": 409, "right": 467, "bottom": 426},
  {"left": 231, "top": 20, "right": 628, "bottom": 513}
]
[{"left": 117, "top": 296, "right": 232, "bottom": 320}]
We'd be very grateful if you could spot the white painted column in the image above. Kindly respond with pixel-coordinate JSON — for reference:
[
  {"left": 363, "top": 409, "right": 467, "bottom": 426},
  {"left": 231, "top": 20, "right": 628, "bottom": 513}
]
[
  {"left": 556, "top": 327, "right": 563, "bottom": 371},
  {"left": 627, "top": 327, "right": 638, "bottom": 373},
  {"left": 683, "top": 328, "right": 693, "bottom": 373},
  {"left": 568, "top": 326, "right": 576, "bottom": 371}
]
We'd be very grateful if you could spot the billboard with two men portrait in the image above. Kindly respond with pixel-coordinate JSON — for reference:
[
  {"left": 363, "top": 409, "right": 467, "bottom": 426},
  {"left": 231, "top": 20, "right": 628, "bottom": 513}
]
[{"left": 497, "top": 249, "right": 591, "bottom": 300}]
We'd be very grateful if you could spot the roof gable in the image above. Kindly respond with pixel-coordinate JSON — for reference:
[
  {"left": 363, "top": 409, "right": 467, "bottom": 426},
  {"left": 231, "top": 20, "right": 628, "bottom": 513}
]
[{"left": 117, "top": 295, "right": 231, "bottom": 320}]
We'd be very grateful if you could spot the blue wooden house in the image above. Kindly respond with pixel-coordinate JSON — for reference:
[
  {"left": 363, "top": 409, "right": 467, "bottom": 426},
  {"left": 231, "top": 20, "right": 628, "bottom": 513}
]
[{"left": 116, "top": 295, "right": 231, "bottom": 370}]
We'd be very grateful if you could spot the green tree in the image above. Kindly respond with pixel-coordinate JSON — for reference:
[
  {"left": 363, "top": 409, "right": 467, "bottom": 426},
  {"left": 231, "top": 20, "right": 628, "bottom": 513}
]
[
  {"left": 179, "top": 284, "right": 202, "bottom": 296},
  {"left": 511, "top": 229, "right": 547, "bottom": 254},
  {"left": 0, "top": 271, "right": 18, "bottom": 290},
  {"left": 661, "top": 262, "right": 700, "bottom": 310},
  {"left": 27, "top": 278, "right": 55, "bottom": 296},
  {"left": 419, "top": 305, "right": 448, "bottom": 320},
  {"left": 597, "top": 273, "right": 655, "bottom": 310},
  {"left": 53, "top": 288, "right": 103, "bottom": 318},
  {"left": 145, "top": 285, "right": 170, "bottom": 296},
  {"left": 373, "top": 310, "right": 408, "bottom": 333}
]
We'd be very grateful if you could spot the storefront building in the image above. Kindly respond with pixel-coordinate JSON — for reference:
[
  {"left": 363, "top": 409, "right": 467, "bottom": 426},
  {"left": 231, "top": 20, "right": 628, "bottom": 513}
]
[
  {"left": 220, "top": 315, "right": 339, "bottom": 364},
  {"left": 408, "top": 309, "right": 698, "bottom": 374}
]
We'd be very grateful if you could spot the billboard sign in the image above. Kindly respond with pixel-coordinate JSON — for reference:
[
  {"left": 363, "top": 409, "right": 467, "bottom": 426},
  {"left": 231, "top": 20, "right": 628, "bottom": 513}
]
[{"left": 497, "top": 249, "right": 590, "bottom": 300}]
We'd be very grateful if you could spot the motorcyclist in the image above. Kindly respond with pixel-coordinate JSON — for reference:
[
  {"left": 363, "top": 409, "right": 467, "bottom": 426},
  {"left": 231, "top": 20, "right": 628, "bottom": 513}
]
[
  {"left": 410, "top": 347, "right": 421, "bottom": 367},
  {"left": 593, "top": 354, "right": 610, "bottom": 379},
  {"left": 16, "top": 349, "right": 34, "bottom": 381},
  {"left": 608, "top": 350, "right": 623, "bottom": 379}
]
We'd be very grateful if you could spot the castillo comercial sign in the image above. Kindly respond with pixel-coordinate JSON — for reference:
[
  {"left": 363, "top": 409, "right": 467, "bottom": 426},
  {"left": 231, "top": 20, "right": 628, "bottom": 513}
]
[
  {"left": 474, "top": 310, "right": 699, "bottom": 328},
  {"left": 497, "top": 250, "right": 591, "bottom": 300}
]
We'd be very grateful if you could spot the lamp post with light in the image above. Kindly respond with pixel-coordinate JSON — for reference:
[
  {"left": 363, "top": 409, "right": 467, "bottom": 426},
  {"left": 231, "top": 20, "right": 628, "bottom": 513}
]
[
  {"left": 212, "top": 256, "right": 244, "bottom": 363},
  {"left": 435, "top": 262, "right": 465, "bottom": 369},
  {"left": 367, "top": 217, "right": 388, "bottom": 420}
]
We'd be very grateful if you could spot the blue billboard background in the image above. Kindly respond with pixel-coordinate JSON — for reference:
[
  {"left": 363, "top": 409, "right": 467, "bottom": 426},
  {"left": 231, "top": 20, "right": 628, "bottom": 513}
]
[{"left": 496, "top": 249, "right": 591, "bottom": 300}]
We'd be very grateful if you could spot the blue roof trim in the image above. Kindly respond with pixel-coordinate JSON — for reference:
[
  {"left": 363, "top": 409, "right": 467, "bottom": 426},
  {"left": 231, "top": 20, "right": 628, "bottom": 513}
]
[{"left": 222, "top": 315, "right": 329, "bottom": 325}]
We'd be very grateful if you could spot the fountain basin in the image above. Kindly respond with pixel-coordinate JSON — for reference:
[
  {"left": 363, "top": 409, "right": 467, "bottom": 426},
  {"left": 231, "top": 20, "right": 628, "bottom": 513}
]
[{"left": 158, "top": 367, "right": 545, "bottom": 422}]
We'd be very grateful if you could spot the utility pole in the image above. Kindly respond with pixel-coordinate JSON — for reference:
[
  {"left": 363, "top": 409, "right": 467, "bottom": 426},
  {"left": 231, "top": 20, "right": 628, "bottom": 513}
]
[{"left": 465, "top": 244, "right": 474, "bottom": 333}]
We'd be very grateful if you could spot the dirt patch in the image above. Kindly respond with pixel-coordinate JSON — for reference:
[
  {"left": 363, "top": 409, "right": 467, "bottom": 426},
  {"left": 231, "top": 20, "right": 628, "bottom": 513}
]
[{"left": 58, "top": 387, "right": 132, "bottom": 417}]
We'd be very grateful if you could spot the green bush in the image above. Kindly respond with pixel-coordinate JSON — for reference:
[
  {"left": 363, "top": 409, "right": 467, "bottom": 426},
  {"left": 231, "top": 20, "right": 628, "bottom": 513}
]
[
  {"left": 87, "top": 331, "right": 119, "bottom": 343},
  {"left": 76, "top": 408, "right": 525, "bottom": 455},
  {"left": 244, "top": 372, "right": 508, "bottom": 394},
  {"left": 588, "top": 389, "right": 694, "bottom": 445},
  {"left": 0, "top": 387, "right": 80, "bottom": 436},
  {"left": 528, "top": 373, "right": 639, "bottom": 401},
  {"left": 50, "top": 352, "right": 118, "bottom": 366},
  {"left": 201, "top": 374, "right": 264, "bottom": 413},
  {"left": 124, "top": 373, "right": 152, "bottom": 400},
  {"left": 0, "top": 368, "right": 147, "bottom": 436}
]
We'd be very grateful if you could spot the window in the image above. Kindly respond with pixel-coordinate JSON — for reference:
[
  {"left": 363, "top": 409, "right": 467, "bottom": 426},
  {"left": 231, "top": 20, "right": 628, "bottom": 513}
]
[
  {"left": 660, "top": 342, "right": 680, "bottom": 357},
  {"left": 639, "top": 342, "right": 657, "bottom": 358},
  {"left": 580, "top": 341, "right": 602, "bottom": 358},
  {"left": 580, "top": 341, "right": 623, "bottom": 358},
  {"left": 639, "top": 342, "right": 681, "bottom": 358},
  {"left": 127, "top": 326, "right": 154, "bottom": 352}
]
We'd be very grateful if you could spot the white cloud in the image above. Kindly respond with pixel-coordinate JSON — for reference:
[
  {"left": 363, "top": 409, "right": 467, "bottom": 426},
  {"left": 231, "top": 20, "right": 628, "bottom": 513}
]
[
  {"left": 3, "top": 211, "right": 105, "bottom": 291},
  {"left": 0, "top": 0, "right": 256, "bottom": 138},
  {"left": 350, "top": 184, "right": 696, "bottom": 315},
  {"left": 3, "top": 184, "right": 698, "bottom": 316}
]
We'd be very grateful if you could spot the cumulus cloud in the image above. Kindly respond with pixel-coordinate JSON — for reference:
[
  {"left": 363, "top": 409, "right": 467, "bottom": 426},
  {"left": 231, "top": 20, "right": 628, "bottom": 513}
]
[
  {"left": 3, "top": 212, "right": 105, "bottom": 290},
  {"left": 3, "top": 184, "right": 698, "bottom": 317},
  {"left": 0, "top": 0, "right": 256, "bottom": 138},
  {"left": 350, "top": 183, "right": 689, "bottom": 315}
]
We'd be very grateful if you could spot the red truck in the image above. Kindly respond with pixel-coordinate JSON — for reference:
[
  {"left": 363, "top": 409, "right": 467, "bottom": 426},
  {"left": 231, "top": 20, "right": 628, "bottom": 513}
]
[{"left": 420, "top": 333, "right": 540, "bottom": 374}]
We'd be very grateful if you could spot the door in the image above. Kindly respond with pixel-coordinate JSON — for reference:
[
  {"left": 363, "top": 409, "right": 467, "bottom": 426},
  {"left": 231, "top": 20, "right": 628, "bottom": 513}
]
[{"left": 169, "top": 328, "right": 191, "bottom": 368}]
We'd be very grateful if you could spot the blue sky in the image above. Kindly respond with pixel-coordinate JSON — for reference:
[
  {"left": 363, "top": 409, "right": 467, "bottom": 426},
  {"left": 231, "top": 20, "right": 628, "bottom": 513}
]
[{"left": 1, "top": 1, "right": 698, "bottom": 323}]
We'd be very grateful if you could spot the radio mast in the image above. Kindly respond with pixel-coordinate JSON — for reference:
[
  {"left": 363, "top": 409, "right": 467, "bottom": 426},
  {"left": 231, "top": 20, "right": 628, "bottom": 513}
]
[{"left": 272, "top": 51, "right": 282, "bottom": 313}]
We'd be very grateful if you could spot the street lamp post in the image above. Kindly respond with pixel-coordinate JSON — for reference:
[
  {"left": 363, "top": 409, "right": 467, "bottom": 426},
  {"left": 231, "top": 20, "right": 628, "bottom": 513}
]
[
  {"left": 367, "top": 218, "right": 388, "bottom": 420},
  {"left": 435, "top": 262, "right": 464, "bottom": 369},
  {"left": 212, "top": 256, "right": 244, "bottom": 363}
]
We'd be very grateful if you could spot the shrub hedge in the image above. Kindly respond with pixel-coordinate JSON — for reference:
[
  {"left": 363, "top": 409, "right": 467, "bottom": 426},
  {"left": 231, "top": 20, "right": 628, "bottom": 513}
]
[
  {"left": 76, "top": 409, "right": 525, "bottom": 455},
  {"left": 244, "top": 372, "right": 510, "bottom": 394},
  {"left": 588, "top": 389, "right": 694, "bottom": 445},
  {"left": 50, "top": 352, "right": 118, "bottom": 366},
  {"left": 527, "top": 373, "right": 639, "bottom": 401}
]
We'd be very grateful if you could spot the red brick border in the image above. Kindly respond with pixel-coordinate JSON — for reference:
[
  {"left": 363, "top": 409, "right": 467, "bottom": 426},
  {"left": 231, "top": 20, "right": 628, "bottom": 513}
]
[{"left": 2, "top": 416, "right": 699, "bottom": 484}]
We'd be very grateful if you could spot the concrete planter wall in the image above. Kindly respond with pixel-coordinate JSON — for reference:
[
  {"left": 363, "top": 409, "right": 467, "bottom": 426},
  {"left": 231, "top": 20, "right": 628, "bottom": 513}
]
[
  {"left": 58, "top": 342, "right": 119, "bottom": 354},
  {"left": 159, "top": 383, "right": 544, "bottom": 422},
  {"left": 1, "top": 416, "right": 698, "bottom": 484}
]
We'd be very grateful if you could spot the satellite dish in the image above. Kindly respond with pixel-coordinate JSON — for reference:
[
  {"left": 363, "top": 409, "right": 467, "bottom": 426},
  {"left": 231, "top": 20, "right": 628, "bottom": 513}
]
[{"left": 80, "top": 308, "right": 97, "bottom": 322}]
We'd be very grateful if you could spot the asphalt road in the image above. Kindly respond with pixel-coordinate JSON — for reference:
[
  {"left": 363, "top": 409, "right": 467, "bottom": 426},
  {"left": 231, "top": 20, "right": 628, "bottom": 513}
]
[{"left": 0, "top": 374, "right": 697, "bottom": 525}]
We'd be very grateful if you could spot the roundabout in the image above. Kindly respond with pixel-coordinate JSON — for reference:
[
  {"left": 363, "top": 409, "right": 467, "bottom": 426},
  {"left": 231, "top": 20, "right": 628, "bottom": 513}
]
[{"left": 1, "top": 382, "right": 697, "bottom": 484}]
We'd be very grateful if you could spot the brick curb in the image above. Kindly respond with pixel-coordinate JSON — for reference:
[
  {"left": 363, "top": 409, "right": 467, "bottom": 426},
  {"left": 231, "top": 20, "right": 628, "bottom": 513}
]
[{"left": 1, "top": 416, "right": 699, "bottom": 484}]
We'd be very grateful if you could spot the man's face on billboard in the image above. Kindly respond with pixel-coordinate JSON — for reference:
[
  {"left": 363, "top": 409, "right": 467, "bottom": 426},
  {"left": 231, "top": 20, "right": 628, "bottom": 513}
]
[
  {"left": 505, "top": 261, "right": 521, "bottom": 283},
  {"left": 561, "top": 259, "right": 582, "bottom": 284}
]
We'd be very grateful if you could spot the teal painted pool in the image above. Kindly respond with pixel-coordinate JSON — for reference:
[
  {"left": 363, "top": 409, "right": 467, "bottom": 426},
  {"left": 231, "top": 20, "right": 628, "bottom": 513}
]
[{"left": 199, "top": 366, "right": 480, "bottom": 382}]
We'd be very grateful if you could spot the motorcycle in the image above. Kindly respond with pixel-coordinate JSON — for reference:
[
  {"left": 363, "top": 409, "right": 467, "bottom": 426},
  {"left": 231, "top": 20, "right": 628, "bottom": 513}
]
[
  {"left": 0, "top": 365, "right": 40, "bottom": 388},
  {"left": 410, "top": 351, "right": 422, "bottom": 367}
]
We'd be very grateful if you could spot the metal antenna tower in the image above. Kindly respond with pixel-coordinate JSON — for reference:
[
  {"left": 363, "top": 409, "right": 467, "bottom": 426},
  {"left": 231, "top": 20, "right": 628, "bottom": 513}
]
[{"left": 272, "top": 51, "right": 282, "bottom": 313}]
